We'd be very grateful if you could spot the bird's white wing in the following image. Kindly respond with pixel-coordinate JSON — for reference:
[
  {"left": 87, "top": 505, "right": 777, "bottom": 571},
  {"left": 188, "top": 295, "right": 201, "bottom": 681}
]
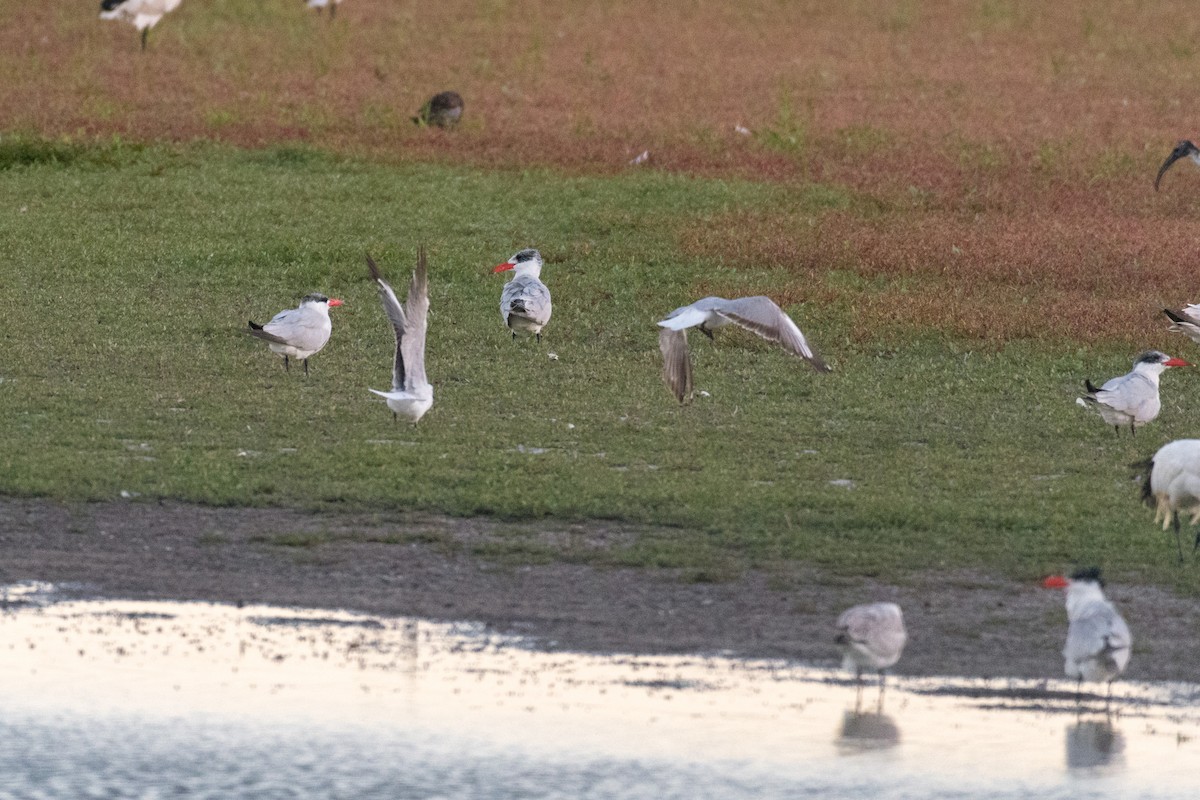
[
  {"left": 367, "top": 254, "right": 409, "bottom": 392},
  {"left": 714, "top": 296, "right": 831, "bottom": 372},
  {"left": 399, "top": 249, "right": 430, "bottom": 392},
  {"left": 264, "top": 305, "right": 328, "bottom": 351},
  {"left": 658, "top": 328, "right": 693, "bottom": 404},
  {"left": 657, "top": 306, "right": 709, "bottom": 331},
  {"left": 836, "top": 603, "right": 906, "bottom": 664}
]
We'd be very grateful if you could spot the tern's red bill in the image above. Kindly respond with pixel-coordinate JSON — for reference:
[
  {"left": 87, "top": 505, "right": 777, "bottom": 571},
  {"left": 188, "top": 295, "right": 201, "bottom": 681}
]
[
  {"left": 1164, "top": 357, "right": 1191, "bottom": 367},
  {"left": 492, "top": 262, "right": 514, "bottom": 273},
  {"left": 328, "top": 298, "right": 345, "bottom": 307},
  {"left": 1042, "top": 575, "right": 1070, "bottom": 589}
]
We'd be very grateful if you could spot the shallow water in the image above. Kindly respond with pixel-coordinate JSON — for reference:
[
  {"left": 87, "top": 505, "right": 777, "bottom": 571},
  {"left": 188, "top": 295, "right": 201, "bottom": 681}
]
[{"left": 1, "top": 582, "right": 1198, "bottom": 799}]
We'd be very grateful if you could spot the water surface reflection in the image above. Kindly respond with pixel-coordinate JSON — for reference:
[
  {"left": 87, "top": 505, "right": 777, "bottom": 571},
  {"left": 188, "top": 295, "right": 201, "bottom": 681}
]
[{"left": 1, "top": 582, "right": 1198, "bottom": 799}]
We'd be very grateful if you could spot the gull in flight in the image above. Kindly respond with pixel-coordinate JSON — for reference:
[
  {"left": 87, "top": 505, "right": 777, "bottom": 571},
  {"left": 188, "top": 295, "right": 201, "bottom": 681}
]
[
  {"left": 657, "top": 296, "right": 830, "bottom": 403},
  {"left": 366, "top": 250, "right": 433, "bottom": 424}
]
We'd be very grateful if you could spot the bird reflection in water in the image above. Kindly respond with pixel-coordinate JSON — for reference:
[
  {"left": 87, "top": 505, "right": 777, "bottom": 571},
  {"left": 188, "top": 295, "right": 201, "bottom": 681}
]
[
  {"left": 836, "top": 709, "right": 901, "bottom": 754},
  {"left": 1066, "top": 717, "right": 1126, "bottom": 771}
]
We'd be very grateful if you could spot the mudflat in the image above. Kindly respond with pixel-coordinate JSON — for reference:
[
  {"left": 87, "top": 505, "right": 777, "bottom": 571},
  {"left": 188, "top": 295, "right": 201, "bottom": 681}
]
[{"left": 2, "top": 496, "right": 1193, "bottom": 684}]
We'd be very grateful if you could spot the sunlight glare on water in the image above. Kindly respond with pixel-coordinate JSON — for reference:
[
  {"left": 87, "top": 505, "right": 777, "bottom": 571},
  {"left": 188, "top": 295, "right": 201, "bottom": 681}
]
[{"left": 0, "top": 582, "right": 1198, "bottom": 799}]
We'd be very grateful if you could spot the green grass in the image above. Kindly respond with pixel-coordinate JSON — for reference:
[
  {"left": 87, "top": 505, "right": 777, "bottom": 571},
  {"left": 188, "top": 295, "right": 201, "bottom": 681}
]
[{"left": 1, "top": 139, "right": 1197, "bottom": 593}]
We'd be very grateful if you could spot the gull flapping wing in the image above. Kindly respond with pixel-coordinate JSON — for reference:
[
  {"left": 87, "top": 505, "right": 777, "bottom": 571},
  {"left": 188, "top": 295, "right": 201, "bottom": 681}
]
[
  {"left": 658, "top": 328, "right": 694, "bottom": 404},
  {"left": 367, "top": 249, "right": 429, "bottom": 393},
  {"left": 714, "top": 296, "right": 831, "bottom": 372}
]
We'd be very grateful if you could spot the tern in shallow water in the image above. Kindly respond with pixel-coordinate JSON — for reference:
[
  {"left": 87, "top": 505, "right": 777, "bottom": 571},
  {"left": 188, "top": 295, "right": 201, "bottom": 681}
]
[
  {"left": 366, "top": 250, "right": 433, "bottom": 424},
  {"left": 1043, "top": 568, "right": 1131, "bottom": 704},
  {"left": 493, "top": 249, "right": 552, "bottom": 343},
  {"left": 836, "top": 602, "right": 906, "bottom": 710},
  {"left": 99, "top": 0, "right": 181, "bottom": 50},
  {"left": 1155, "top": 140, "right": 1200, "bottom": 191},
  {"left": 247, "top": 293, "right": 343, "bottom": 376},
  {"left": 1075, "top": 350, "right": 1190, "bottom": 435},
  {"left": 656, "top": 295, "right": 829, "bottom": 403}
]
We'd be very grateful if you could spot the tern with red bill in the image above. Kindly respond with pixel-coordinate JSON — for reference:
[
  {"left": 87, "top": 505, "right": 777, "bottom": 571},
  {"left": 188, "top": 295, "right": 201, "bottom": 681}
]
[
  {"left": 493, "top": 249, "right": 551, "bottom": 342},
  {"left": 656, "top": 296, "right": 829, "bottom": 404},
  {"left": 1075, "top": 350, "right": 1190, "bottom": 435},
  {"left": 100, "top": 0, "right": 181, "bottom": 50},
  {"left": 1043, "top": 568, "right": 1132, "bottom": 702},
  {"left": 1136, "top": 438, "right": 1200, "bottom": 562},
  {"left": 366, "top": 250, "right": 433, "bottom": 424},
  {"left": 836, "top": 602, "right": 906, "bottom": 709},
  {"left": 1155, "top": 140, "right": 1200, "bottom": 191},
  {"left": 247, "top": 293, "right": 343, "bottom": 376}
]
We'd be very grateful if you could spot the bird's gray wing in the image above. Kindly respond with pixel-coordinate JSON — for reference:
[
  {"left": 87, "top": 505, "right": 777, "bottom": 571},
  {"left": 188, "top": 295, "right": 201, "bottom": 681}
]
[
  {"left": 1066, "top": 604, "right": 1130, "bottom": 664},
  {"left": 246, "top": 323, "right": 290, "bottom": 346},
  {"left": 505, "top": 276, "right": 552, "bottom": 325},
  {"left": 400, "top": 248, "right": 430, "bottom": 391},
  {"left": 263, "top": 305, "right": 328, "bottom": 350},
  {"left": 367, "top": 254, "right": 409, "bottom": 392},
  {"left": 713, "top": 296, "right": 831, "bottom": 372},
  {"left": 658, "top": 327, "right": 693, "bottom": 404}
]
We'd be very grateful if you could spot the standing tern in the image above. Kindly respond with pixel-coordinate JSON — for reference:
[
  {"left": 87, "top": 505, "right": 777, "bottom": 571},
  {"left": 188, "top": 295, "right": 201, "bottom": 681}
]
[
  {"left": 366, "top": 250, "right": 433, "bottom": 424},
  {"left": 656, "top": 296, "right": 830, "bottom": 403},
  {"left": 493, "top": 249, "right": 552, "bottom": 342},
  {"left": 1154, "top": 140, "right": 1200, "bottom": 191},
  {"left": 1136, "top": 438, "right": 1200, "bottom": 562},
  {"left": 1043, "top": 568, "right": 1132, "bottom": 703},
  {"left": 247, "top": 293, "right": 343, "bottom": 376},
  {"left": 836, "top": 602, "right": 906, "bottom": 708},
  {"left": 1075, "top": 350, "right": 1190, "bottom": 435},
  {"left": 99, "top": 0, "right": 181, "bottom": 50}
]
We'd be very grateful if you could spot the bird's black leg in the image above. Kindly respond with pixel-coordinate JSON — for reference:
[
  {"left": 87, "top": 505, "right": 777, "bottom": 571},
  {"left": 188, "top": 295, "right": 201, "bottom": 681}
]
[
  {"left": 1175, "top": 512, "right": 1185, "bottom": 563},
  {"left": 329, "top": 2, "right": 336, "bottom": 18},
  {"left": 1112, "top": 425, "right": 1120, "bottom": 435},
  {"left": 303, "top": 359, "right": 310, "bottom": 377},
  {"left": 140, "top": 27, "right": 148, "bottom": 51},
  {"left": 1130, "top": 421, "right": 1136, "bottom": 436},
  {"left": 511, "top": 331, "right": 516, "bottom": 341},
  {"left": 1192, "top": 525, "right": 1200, "bottom": 553},
  {"left": 877, "top": 670, "right": 887, "bottom": 713},
  {"left": 700, "top": 326, "right": 714, "bottom": 341},
  {"left": 283, "top": 355, "right": 290, "bottom": 373},
  {"left": 536, "top": 333, "right": 541, "bottom": 344},
  {"left": 392, "top": 411, "right": 398, "bottom": 422}
]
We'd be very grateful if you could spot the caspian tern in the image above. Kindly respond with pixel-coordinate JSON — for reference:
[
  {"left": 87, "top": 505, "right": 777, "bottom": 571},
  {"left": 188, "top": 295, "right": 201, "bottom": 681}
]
[
  {"left": 1043, "top": 568, "right": 1132, "bottom": 702},
  {"left": 1154, "top": 140, "right": 1200, "bottom": 191},
  {"left": 413, "top": 92, "right": 464, "bottom": 128},
  {"left": 247, "top": 293, "right": 343, "bottom": 376},
  {"left": 1075, "top": 350, "right": 1190, "bottom": 435},
  {"left": 303, "top": 0, "right": 342, "bottom": 18},
  {"left": 100, "top": 0, "right": 181, "bottom": 50},
  {"left": 1136, "top": 438, "right": 1200, "bottom": 562},
  {"left": 1162, "top": 304, "right": 1200, "bottom": 344},
  {"left": 656, "top": 296, "right": 830, "bottom": 403},
  {"left": 366, "top": 251, "right": 433, "bottom": 424},
  {"left": 493, "top": 249, "right": 552, "bottom": 342},
  {"left": 836, "top": 602, "right": 906, "bottom": 707}
]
